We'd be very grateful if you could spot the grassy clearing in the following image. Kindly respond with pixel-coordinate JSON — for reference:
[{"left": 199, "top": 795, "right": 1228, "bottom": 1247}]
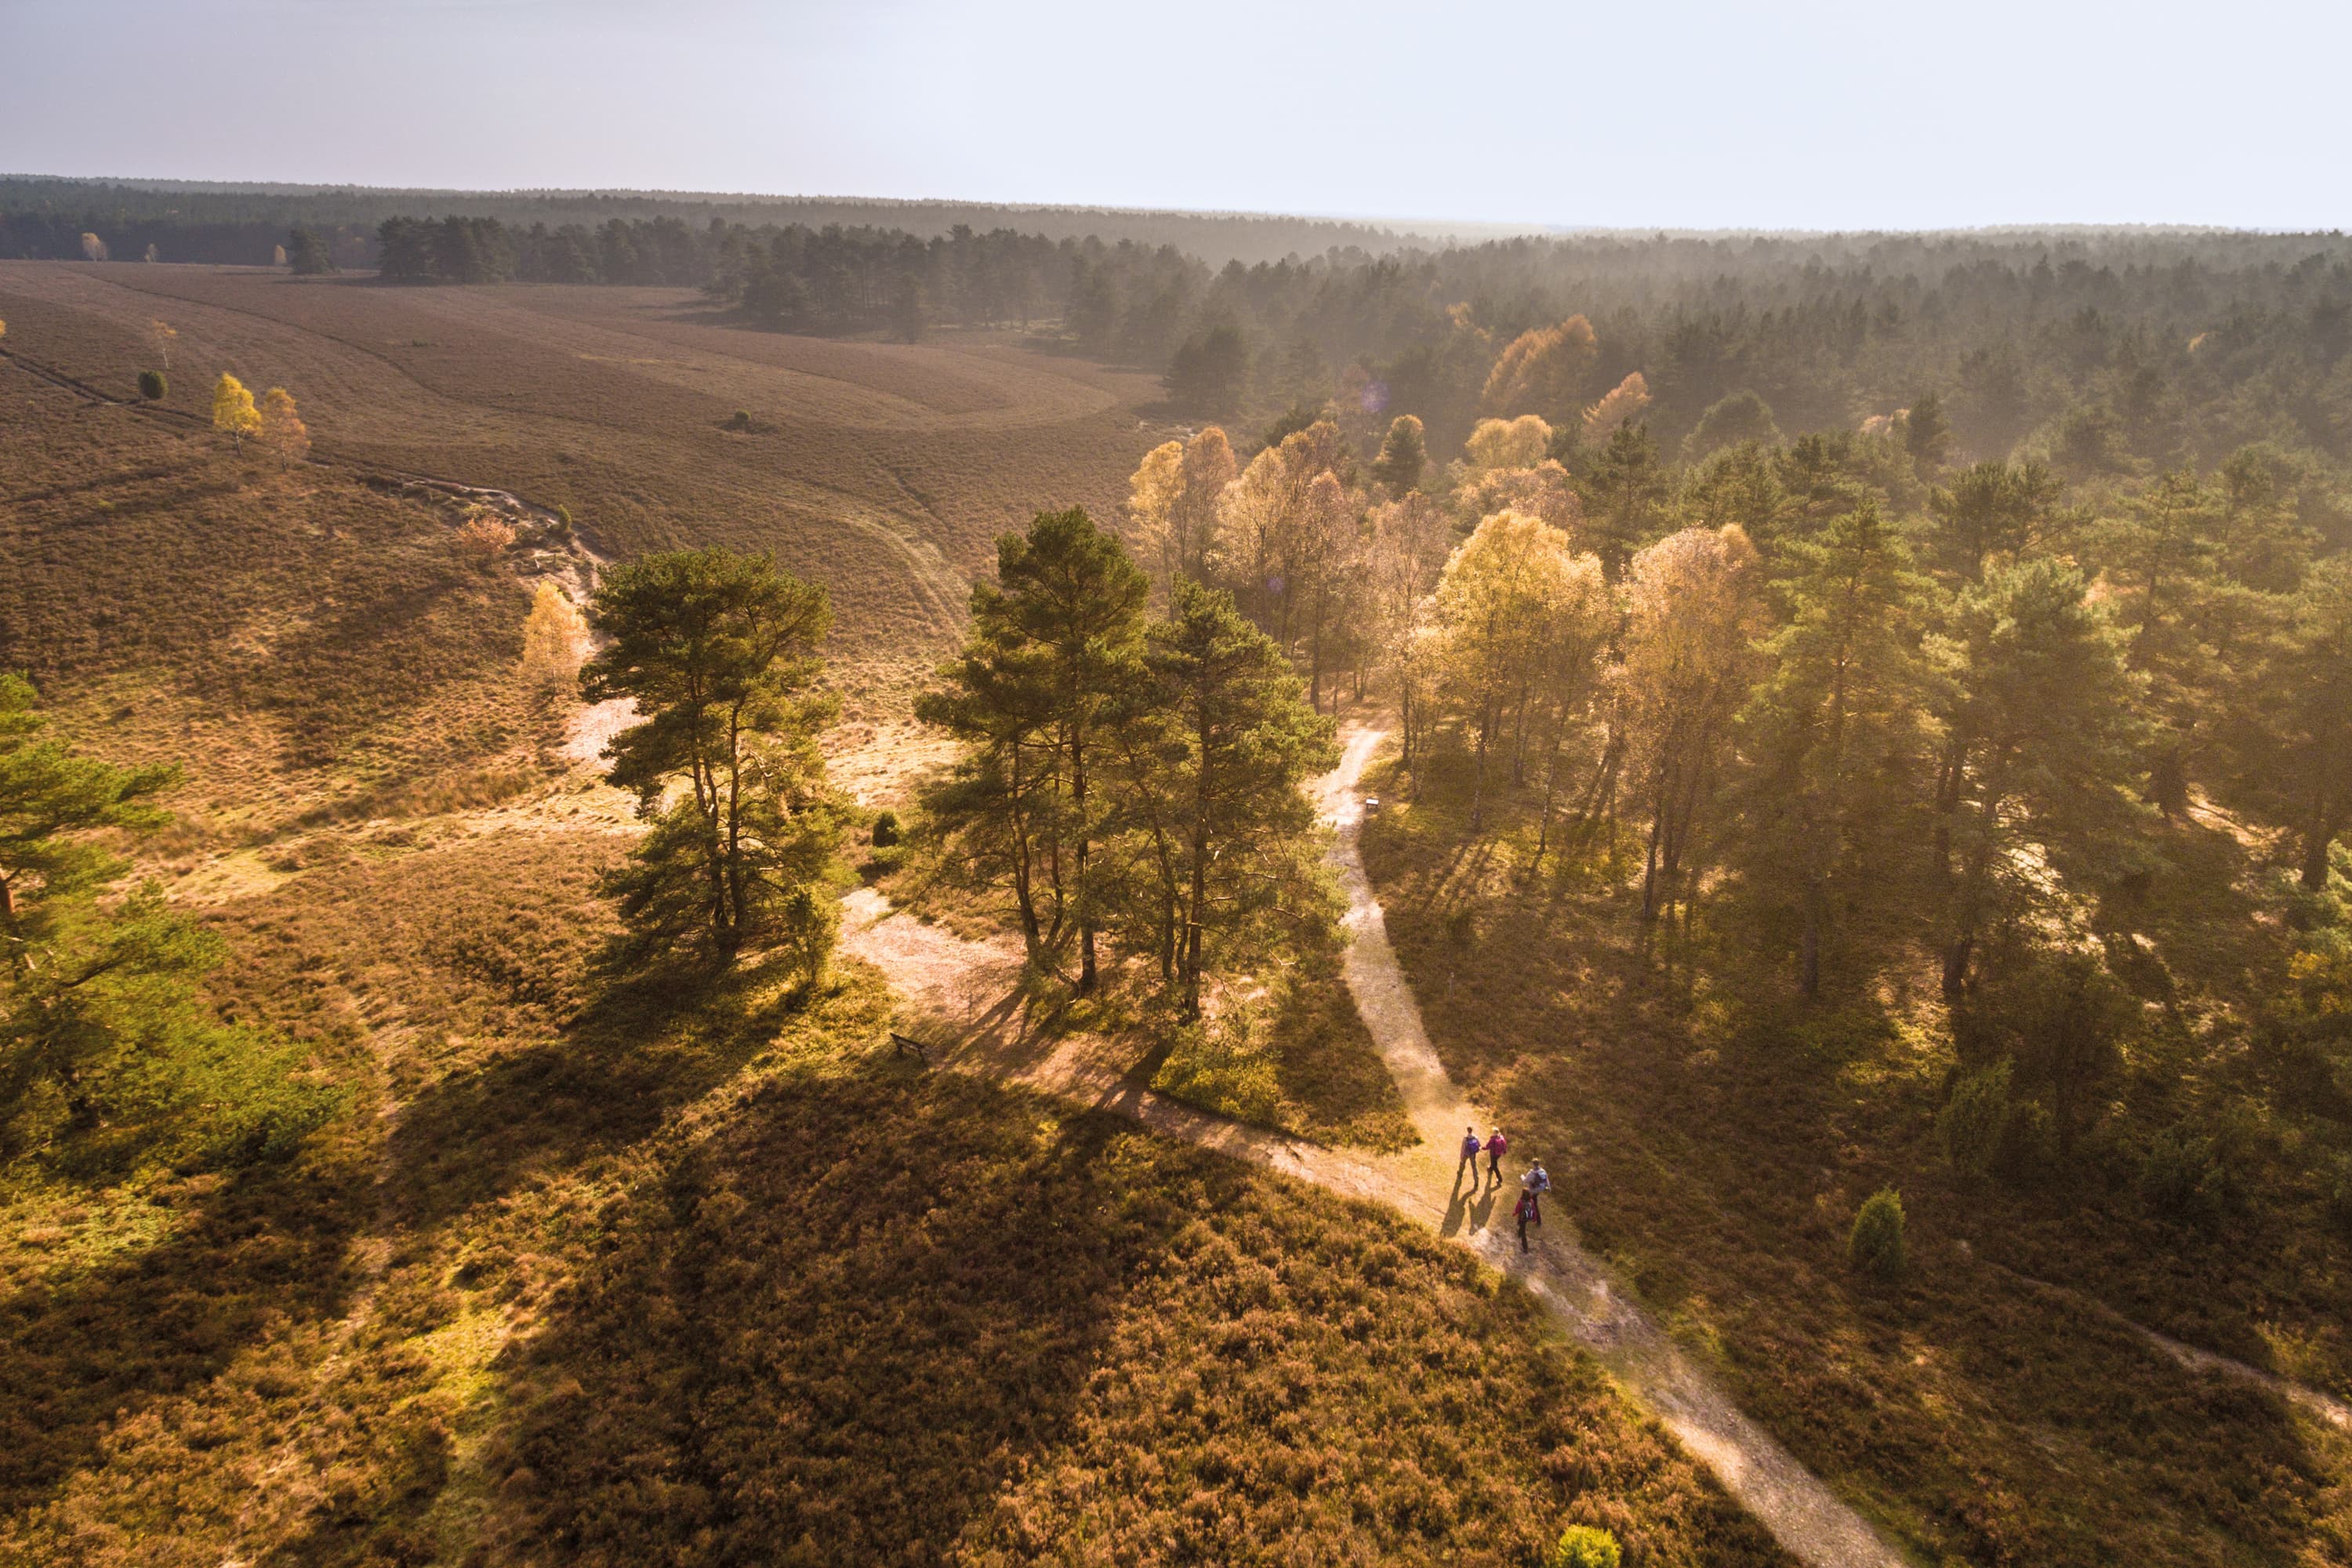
[
  {"left": 1359, "top": 739, "right": 2352, "bottom": 1566},
  {"left": 0, "top": 365, "right": 554, "bottom": 842}
]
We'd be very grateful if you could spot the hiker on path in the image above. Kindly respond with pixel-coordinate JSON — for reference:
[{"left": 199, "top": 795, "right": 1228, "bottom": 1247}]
[
  {"left": 1455, "top": 1126, "right": 1482, "bottom": 1185},
  {"left": 1483, "top": 1127, "right": 1508, "bottom": 1185},
  {"left": 1521, "top": 1160, "right": 1551, "bottom": 1199},
  {"left": 1514, "top": 1186, "right": 1541, "bottom": 1252}
]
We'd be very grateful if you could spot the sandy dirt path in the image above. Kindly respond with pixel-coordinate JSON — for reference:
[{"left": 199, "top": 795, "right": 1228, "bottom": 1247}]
[{"left": 843, "top": 723, "right": 1912, "bottom": 1568}]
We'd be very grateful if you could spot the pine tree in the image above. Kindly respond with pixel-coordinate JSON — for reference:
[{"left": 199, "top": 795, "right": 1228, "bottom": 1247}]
[
  {"left": 1926, "top": 460, "right": 2061, "bottom": 580},
  {"left": 1581, "top": 423, "right": 1671, "bottom": 578},
  {"left": 2224, "top": 557, "right": 2352, "bottom": 888},
  {"left": 582, "top": 549, "right": 840, "bottom": 961},
  {"left": 0, "top": 676, "right": 328, "bottom": 1162},
  {"left": 1738, "top": 500, "right": 1929, "bottom": 995},
  {"left": 1929, "top": 558, "right": 2147, "bottom": 996},
  {"left": 1902, "top": 390, "right": 1953, "bottom": 470},
  {"left": 918, "top": 510, "right": 1146, "bottom": 990},
  {"left": 286, "top": 227, "right": 336, "bottom": 275},
  {"left": 1370, "top": 414, "right": 1428, "bottom": 494},
  {"left": 1131, "top": 581, "right": 1335, "bottom": 1015}
]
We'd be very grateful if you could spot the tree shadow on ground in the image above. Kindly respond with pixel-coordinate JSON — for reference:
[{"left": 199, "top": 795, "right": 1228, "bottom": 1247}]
[
  {"left": 0, "top": 1149, "right": 368, "bottom": 1519},
  {"left": 474, "top": 1067, "right": 1203, "bottom": 1564},
  {"left": 381, "top": 949, "right": 814, "bottom": 1234}
]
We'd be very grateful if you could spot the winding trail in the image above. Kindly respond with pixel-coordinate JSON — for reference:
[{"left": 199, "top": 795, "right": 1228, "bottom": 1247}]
[{"left": 844, "top": 723, "right": 1911, "bottom": 1568}]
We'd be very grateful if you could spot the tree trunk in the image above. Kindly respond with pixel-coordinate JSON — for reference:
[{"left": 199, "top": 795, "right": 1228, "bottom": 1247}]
[
  {"left": 2303, "top": 782, "right": 2337, "bottom": 891},
  {"left": 2303, "top": 818, "right": 2336, "bottom": 891},
  {"left": 1931, "top": 732, "right": 1967, "bottom": 877},
  {"left": 1800, "top": 877, "right": 1824, "bottom": 1000},
  {"left": 1007, "top": 739, "right": 1044, "bottom": 960},
  {"left": 1940, "top": 932, "right": 1973, "bottom": 999},
  {"left": 1073, "top": 721, "right": 1096, "bottom": 994},
  {"left": 723, "top": 706, "right": 746, "bottom": 946},
  {"left": 1639, "top": 773, "right": 1667, "bottom": 923}
]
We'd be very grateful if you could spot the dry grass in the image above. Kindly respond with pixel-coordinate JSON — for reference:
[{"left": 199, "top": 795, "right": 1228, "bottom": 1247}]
[
  {"left": 0, "top": 279, "right": 1769, "bottom": 1563},
  {"left": 485, "top": 1056, "right": 1785, "bottom": 1567},
  {"left": 0, "top": 362, "right": 554, "bottom": 842},
  {"left": 0, "top": 263, "right": 1175, "bottom": 695},
  {"left": 1359, "top": 741, "right": 2352, "bottom": 1566},
  {"left": 0, "top": 821, "right": 1775, "bottom": 1565}
]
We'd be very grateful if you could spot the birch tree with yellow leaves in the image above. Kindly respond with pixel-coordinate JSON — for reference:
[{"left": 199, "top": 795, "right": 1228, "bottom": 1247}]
[
  {"left": 1619, "top": 524, "right": 1765, "bottom": 922},
  {"left": 1127, "top": 426, "right": 1236, "bottom": 585},
  {"left": 211, "top": 373, "right": 260, "bottom": 448},
  {"left": 1433, "top": 509, "right": 1608, "bottom": 832}
]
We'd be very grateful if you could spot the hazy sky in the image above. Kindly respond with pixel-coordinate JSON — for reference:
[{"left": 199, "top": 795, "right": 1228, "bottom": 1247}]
[{"left": 2, "top": 0, "right": 2343, "bottom": 230}]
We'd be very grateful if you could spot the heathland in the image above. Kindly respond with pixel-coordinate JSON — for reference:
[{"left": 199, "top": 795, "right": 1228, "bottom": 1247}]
[
  {"left": 7, "top": 201, "right": 2352, "bottom": 1568},
  {"left": 0, "top": 262, "right": 1762, "bottom": 1566}
]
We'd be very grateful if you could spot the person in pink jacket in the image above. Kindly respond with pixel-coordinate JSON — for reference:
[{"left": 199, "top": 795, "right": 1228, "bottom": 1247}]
[{"left": 1483, "top": 1127, "right": 1508, "bottom": 1185}]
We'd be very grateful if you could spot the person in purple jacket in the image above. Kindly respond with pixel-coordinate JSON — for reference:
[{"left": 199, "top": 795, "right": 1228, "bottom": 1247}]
[{"left": 1454, "top": 1125, "right": 1482, "bottom": 1185}]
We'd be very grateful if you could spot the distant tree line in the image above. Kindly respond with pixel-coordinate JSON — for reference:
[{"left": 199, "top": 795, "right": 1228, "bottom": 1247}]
[
  {"left": 13, "top": 172, "right": 2352, "bottom": 500},
  {"left": 0, "top": 176, "right": 1469, "bottom": 268}
]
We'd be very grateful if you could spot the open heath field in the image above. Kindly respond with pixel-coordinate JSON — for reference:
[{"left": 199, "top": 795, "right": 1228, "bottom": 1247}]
[{"left": 0, "top": 261, "right": 1171, "bottom": 695}]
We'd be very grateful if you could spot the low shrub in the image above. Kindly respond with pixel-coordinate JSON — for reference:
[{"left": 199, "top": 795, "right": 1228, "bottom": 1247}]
[
  {"left": 775, "top": 883, "right": 837, "bottom": 993},
  {"left": 1552, "top": 1525, "right": 1622, "bottom": 1568},
  {"left": 870, "top": 808, "right": 902, "bottom": 848},
  {"left": 1849, "top": 1188, "right": 1907, "bottom": 1281},
  {"left": 455, "top": 513, "right": 517, "bottom": 566},
  {"left": 137, "top": 368, "right": 166, "bottom": 401},
  {"left": 2140, "top": 1125, "right": 2238, "bottom": 1232},
  {"left": 1940, "top": 1060, "right": 2012, "bottom": 1178},
  {"left": 1152, "top": 1018, "right": 1281, "bottom": 1126}
]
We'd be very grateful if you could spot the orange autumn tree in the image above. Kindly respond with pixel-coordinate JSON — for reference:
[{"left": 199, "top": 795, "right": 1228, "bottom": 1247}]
[
  {"left": 1127, "top": 426, "right": 1237, "bottom": 586},
  {"left": 258, "top": 387, "right": 309, "bottom": 469},
  {"left": 1582, "top": 372, "right": 1653, "bottom": 448},
  {"left": 1620, "top": 524, "right": 1765, "bottom": 921},
  {"left": 1480, "top": 315, "right": 1599, "bottom": 422},
  {"left": 1463, "top": 414, "right": 1552, "bottom": 472}
]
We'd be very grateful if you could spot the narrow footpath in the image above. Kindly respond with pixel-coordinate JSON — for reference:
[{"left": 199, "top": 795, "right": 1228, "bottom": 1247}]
[{"left": 844, "top": 724, "right": 1912, "bottom": 1568}]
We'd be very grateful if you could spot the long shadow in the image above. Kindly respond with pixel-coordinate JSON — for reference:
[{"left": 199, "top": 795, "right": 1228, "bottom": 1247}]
[
  {"left": 456, "top": 1067, "right": 1209, "bottom": 1563},
  {"left": 380, "top": 953, "right": 804, "bottom": 1233},
  {"left": 0, "top": 1152, "right": 368, "bottom": 1518}
]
